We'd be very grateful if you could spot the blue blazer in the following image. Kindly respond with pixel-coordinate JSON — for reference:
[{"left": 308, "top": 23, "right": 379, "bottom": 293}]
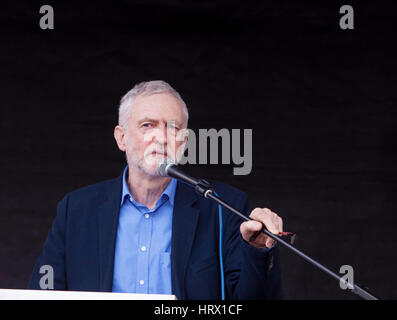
[{"left": 28, "top": 171, "right": 283, "bottom": 299}]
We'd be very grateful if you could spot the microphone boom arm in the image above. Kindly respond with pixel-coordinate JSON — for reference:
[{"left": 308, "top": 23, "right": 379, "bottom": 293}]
[
  {"left": 158, "top": 160, "right": 379, "bottom": 300},
  {"left": 192, "top": 177, "right": 378, "bottom": 300}
]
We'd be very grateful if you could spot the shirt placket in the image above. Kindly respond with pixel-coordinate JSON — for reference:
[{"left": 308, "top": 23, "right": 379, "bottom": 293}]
[{"left": 136, "top": 207, "right": 152, "bottom": 293}]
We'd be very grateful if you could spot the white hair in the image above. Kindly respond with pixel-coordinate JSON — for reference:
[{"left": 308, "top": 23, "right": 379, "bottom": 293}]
[{"left": 118, "top": 80, "right": 189, "bottom": 128}]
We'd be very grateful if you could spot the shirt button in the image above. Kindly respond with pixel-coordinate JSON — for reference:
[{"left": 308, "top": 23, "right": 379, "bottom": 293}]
[
  {"left": 144, "top": 214, "right": 149, "bottom": 219},
  {"left": 141, "top": 246, "right": 147, "bottom": 252},
  {"left": 139, "top": 280, "right": 144, "bottom": 285}
]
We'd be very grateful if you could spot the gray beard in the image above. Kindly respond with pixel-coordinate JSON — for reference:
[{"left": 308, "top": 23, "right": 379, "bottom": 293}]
[{"left": 125, "top": 152, "right": 161, "bottom": 177}]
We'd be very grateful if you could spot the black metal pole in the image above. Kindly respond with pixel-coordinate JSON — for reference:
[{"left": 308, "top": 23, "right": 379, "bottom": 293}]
[{"left": 202, "top": 189, "right": 379, "bottom": 300}]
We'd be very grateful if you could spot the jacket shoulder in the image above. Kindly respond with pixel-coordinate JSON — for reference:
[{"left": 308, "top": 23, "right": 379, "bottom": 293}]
[{"left": 61, "top": 175, "right": 122, "bottom": 206}]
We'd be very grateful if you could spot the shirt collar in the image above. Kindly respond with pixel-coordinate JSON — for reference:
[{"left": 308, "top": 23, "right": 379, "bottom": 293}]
[{"left": 120, "top": 165, "right": 177, "bottom": 207}]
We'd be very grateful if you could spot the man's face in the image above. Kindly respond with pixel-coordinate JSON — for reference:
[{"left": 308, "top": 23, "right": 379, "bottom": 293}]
[{"left": 120, "top": 92, "right": 187, "bottom": 177}]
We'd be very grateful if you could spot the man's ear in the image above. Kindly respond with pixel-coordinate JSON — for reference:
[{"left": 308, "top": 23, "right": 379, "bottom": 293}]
[{"left": 114, "top": 125, "right": 127, "bottom": 152}]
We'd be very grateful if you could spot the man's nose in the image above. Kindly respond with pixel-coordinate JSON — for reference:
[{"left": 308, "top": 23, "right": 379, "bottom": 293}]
[{"left": 153, "top": 125, "right": 168, "bottom": 144}]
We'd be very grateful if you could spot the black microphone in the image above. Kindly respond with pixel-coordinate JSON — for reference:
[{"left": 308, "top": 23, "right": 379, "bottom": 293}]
[
  {"left": 158, "top": 159, "right": 214, "bottom": 196},
  {"left": 158, "top": 159, "right": 199, "bottom": 185}
]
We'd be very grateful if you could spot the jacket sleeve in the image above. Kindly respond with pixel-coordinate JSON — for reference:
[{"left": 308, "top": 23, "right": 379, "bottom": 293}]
[
  {"left": 222, "top": 192, "right": 283, "bottom": 300},
  {"left": 27, "top": 194, "right": 69, "bottom": 290}
]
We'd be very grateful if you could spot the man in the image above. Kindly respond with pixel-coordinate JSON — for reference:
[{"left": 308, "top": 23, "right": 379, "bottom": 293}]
[{"left": 28, "top": 80, "right": 283, "bottom": 299}]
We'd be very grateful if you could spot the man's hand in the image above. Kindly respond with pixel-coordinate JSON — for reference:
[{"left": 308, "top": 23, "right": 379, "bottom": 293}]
[{"left": 240, "top": 208, "right": 283, "bottom": 249}]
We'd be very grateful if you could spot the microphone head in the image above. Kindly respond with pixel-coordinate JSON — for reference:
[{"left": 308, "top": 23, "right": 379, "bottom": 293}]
[{"left": 158, "top": 158, "right": 175, "bottom": 177}]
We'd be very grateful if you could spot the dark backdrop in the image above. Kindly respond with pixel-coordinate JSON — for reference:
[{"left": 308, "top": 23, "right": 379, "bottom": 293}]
[{"left": 1, "top": 1, "right": 396, "bottom": 299}]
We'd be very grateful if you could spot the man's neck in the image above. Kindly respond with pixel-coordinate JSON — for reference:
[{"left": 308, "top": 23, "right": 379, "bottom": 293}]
[{"left": 127, "top": 165, "right": 171, "bottom": 210}]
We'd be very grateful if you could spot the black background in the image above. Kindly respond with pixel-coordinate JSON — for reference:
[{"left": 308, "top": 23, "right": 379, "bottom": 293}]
[{"left": 1, "top": 1, "right": 396, "bottom": 299}]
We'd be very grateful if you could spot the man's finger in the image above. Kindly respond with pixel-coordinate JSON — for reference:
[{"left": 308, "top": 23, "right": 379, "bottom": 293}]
[
  {"left": 240, "top": 220, "right": 263, "bottom": 234},
  {"left": 265, "top": 237, "right": 275, "bottom": 248},
  {"left": 249, "top": 208, "right": 282, "bottom": 235}
]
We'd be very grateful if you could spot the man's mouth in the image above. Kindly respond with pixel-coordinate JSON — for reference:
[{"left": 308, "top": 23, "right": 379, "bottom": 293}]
[{"left": 151, "top": 151, "right": 167, "bottom": 157}]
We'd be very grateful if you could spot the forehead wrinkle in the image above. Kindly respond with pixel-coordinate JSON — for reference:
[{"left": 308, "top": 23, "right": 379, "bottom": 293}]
[{"left": 130, "top": 95, "right": 186, "bottom": 127}]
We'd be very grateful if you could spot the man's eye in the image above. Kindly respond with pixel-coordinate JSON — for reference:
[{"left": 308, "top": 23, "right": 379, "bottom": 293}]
[{"left": 142, "top": 123, "right": 152, "bottom": 128}]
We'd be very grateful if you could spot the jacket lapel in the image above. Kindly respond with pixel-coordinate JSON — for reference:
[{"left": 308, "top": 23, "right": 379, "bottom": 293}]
[
  {"left": 171, "top": 181, "right": 200, "bottom": 299},
  {"left": 97, "top": 174, "right": 123, "bottom": 292}
]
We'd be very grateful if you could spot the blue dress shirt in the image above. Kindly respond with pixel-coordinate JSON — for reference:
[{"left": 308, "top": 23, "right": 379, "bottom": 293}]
[{"left": 112, "top": 166, "right": 177, "bottom": 294}]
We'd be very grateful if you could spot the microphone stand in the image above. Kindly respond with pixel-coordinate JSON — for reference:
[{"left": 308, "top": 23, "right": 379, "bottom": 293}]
[{"left": 193, "top": 179, "right": 379, "bottom": 300}]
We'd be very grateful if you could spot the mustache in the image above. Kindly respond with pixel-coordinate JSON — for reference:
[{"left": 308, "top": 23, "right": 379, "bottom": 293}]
[{"left": 144, "top": 144, "right": 170, "bottom": 157}]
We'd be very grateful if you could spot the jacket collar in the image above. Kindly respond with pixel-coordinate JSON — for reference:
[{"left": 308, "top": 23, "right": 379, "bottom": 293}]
[{"left": 120, "top": 165, "right": 178, "bottom": 207}]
